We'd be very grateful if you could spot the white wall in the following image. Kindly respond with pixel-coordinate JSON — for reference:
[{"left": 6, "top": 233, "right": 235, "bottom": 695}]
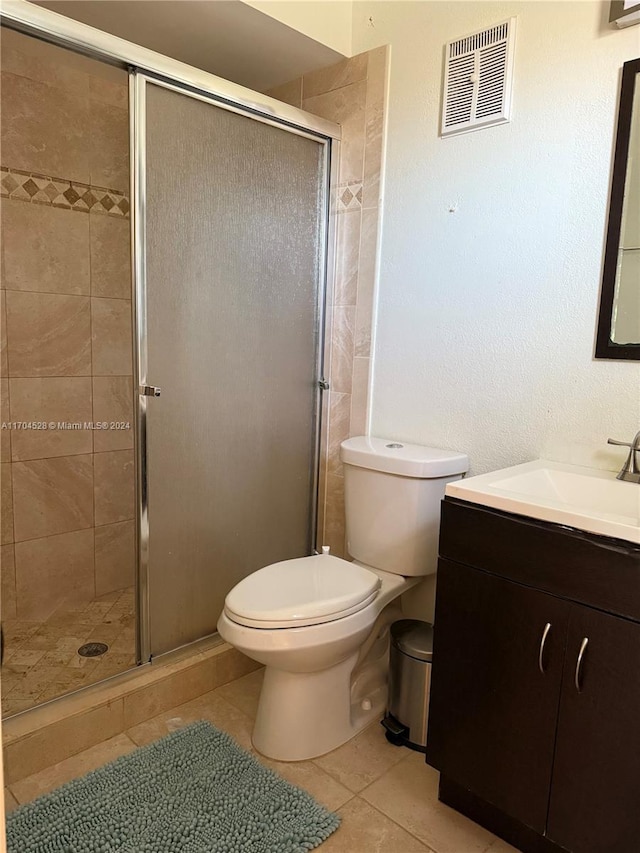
[
  {"left": 351, "top": 1, "right": 640, "bottom": 475},
  {"left": 245, "top": 0, "right": 353, "bottom": 56}
]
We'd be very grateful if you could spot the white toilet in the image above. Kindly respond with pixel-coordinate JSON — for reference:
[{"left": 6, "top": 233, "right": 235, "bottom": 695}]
[{"left": 217, "top": 436, "right": 468, "bottom": 761}]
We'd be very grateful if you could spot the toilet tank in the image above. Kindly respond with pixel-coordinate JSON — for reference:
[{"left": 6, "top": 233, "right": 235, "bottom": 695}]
[{"left": 340, "top": 437, "right": 469, "bottom": 577}]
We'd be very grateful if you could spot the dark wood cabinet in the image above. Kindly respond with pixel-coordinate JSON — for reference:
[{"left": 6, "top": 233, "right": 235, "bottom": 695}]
[
  {"left": 427, "top": 560, "right": 569, "bottom": 833},
  {"left": 547, "top": 606, "right": 640, "bottom": 853},
  {"left": 427, "top": 498, "right": 640, "bottom": 853}
]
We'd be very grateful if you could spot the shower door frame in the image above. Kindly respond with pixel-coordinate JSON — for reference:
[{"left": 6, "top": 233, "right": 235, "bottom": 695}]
[
  {"left": 1, "top": 0, "right": 341, "bottom": 669},
  {"left": 132, "top": 73, "right": 338, "bottom": 663}
]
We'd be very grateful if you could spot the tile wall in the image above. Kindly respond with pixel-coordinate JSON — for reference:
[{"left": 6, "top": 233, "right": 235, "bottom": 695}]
[
  {"left": 0, "top": 29, "right": 135, "bottom": 626},
  {"left": 267, "top": 47, "right": 388, "bottom": 556}
]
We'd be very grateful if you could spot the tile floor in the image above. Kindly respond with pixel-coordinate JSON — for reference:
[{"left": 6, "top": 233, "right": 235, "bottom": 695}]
[
  {"left": 1, "top": 587, "right": 135, "bottom": 717},
  {"left": 4, "top": 667, "right": 519, "bottom": 853}
]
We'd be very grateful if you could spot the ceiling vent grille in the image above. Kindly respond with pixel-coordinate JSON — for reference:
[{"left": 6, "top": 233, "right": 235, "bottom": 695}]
[{"left": 441, "top": 18, "right": 516, "bottom": 137}]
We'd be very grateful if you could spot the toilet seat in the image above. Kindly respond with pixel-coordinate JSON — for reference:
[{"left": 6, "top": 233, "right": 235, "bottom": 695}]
[{"left": 224, "top": 554, "right": 381, "bottom": 629}]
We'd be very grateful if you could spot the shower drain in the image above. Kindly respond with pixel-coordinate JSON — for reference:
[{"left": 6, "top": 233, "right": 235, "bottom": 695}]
[{"left": 78, "top": 642, "right": 109, "bottom": 658}]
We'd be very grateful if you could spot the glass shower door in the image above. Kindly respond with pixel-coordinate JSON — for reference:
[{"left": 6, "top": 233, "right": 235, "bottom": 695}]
[{"left": 140, "top": 78, "right": 328, "bottom": 656}]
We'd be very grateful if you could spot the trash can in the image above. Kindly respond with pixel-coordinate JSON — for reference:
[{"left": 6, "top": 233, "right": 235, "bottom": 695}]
[{"left": 382, "top": 619, "right": 433, "bottom": 752}]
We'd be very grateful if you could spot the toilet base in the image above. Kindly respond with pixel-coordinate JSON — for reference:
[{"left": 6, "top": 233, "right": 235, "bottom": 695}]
[{"left": 252, "top": 652, "right": 385, "bottom": 761}]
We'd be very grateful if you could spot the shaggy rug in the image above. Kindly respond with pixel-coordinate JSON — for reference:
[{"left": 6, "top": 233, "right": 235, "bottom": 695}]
[{"left": 6, "top": 720, "right": 340, "bottom": 852}]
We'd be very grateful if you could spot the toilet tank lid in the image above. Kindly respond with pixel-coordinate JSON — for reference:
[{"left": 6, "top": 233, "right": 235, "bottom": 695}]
[{"left": 340, "top": 436, "right": 469, "bottom": 478}]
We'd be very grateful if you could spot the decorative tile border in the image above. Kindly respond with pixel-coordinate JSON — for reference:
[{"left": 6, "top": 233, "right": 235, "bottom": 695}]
[
  {"left": 337, "top": 182, "right": 363, "bottom": 212},
  {"left": 1, "top": 167, "right": 129, "bottom": 218}
]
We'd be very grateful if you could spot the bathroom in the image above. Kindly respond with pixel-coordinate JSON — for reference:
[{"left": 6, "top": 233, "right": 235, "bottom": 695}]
[{"left": 1, "top": 1, "right": 639, "bottom": 851}]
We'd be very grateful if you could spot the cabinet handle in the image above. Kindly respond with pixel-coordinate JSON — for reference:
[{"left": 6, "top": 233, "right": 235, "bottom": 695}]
[
  {"left": 538, "top": 622, "right": 552, "bottom": 674},
  {"left": 574, "top": 637, "right": 589, "bottom": 693}
]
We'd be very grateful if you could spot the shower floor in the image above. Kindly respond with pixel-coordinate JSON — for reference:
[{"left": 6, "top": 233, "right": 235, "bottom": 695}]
[{"left": 1, "top": 588, "right": 136, "bottom": 718}]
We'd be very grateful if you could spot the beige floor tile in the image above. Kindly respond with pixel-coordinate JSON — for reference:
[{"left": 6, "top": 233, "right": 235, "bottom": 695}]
[
  {"left": 321, "top": 797, "right": 432, "bottom": 853},
  {"left": 256, "top": 754, "right": 354, "bottom": 812},
  {"left": 314, "top": 719, "right": 407, "bottom": 793},
  {"left": 214, "top": 666, "right": 263, "bottom": 720},
  {"left": 126, "top": 690, "right": 255, "bottom": 753},
  {"left": 8, "top": 666, "right": 63, "bottom": 700},
  {"left": 4, "top": 787, "right": 19, "bottom": 814},
  {"left": 2, "top": 698, "right": 33, "bottom": 716},
  {"left": 485, "top": 839, "right": 521, "bottom": 853},
  {"left": 1, "top": 585, "right": 135, "bottom": 716},
  {"left": 4, "top": 649, "right": 45, "bottom": 667},
  {"left": 361, "top": 750, "right": 498, "bottom": 853},
  {"left": 10, "top": 733, "right": 136, "bottom": 805}
]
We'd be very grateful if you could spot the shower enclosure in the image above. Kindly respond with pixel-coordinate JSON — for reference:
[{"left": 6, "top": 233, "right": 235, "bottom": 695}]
[{"left": 0, "top": 5, "right": 339, "bottom": 716}]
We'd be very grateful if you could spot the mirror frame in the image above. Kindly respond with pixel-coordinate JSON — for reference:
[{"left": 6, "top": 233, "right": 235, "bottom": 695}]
[{"left": 596, "top": 57, "right": 640, "bottom": 360}]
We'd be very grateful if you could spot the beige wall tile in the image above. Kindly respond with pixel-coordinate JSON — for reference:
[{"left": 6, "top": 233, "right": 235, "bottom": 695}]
[
  {"left": 328, "top": 392, "right": 351, "bottom": 476},
  {"left": 1, "top": 463, "right": 14, "bottom": 544},
  {"left": 123, "top": 657, "right": 216, "bottom": 728},
  {"left": 363, "top": 100, "right": 384, "bottom": 211},
  {"left": 91, "top": 298, "right": 133, "bottom": 376},
  {"left": 265, "top": 78, "right": 302, "bottom": 108},
  {"left": 3, "top": 697, "right": 124, "bottom": 785},
  {"left": 89, "top": 102, "right": 129, "bottom": 190},
  {"left": 5, "top": 291, "right": 92, "bottom": 377},
  {"left": 361, "top": 750, "right": 497, "bottom": 853},
  {"left": 14, "top": 528, "right": 95, "bottom": 620},
  {"left": 90, "top": 214, "right": 131, "bottom": 300},
  {"left": 323, "top": 472, "right": 346, "bottom": 557},
  {"left": 215, "top": 647, "right": 262, "bottom": 688},
  {"left": 355, "top": 207, "right": 379, "bottom": 359},
  {"left": 11, "top": 732, "right": 136, "bottom": 805},
  {"left": 303, "top": 81, "right": 366, "bottom": 185},
  {"left": 1, "top": 290, "right": 8, "bottom": 377},
  {"left": 93, "top": 449, "right": 134, "bottom": 526},
  {"left": 320, "top": 797, "right": 429, "bottom": 853},
  {"left": 365, "top": 46, "right": 388, "bottom": 101},
  {"left": 335, "top": 209, "right": 361, "bottom": 307},
  {"left": 12, "top": 454, "right": 93, "bottom": 541},
  {"left": 331, "top": 306, "right": 355, "bottom": 394},
  {"left": 362, "top": 46, "right": 387, "bottom": 211},
  {"left": 92, "top": 376, "right": 134, "bottom": 451},
  {"left": 303, "top": 53, "right": 368, "bottom": 100},
  {"left": 350, "top": 357, "right": 370, "bottom": 438},
  {"left": 0, "top": 26, "right": 91, "bottom": 94},
  {"left": 0, "top": 71, "right": 90, "bottom": 183},
  {"left": 9, "top": 377, "right": 92, "bottom": 460},
  {"left": 89, "top": 74, "right": 128, "bottom": 110},
  {"left": 1, "top": 542, "right": 17, "bottom": 619},
  {"left": 1, "top": 200, "right": 90, "bottom": 296},
  {"left": 1, "top": 378, "right": 10, "bottom": 462},
  {"left": 95, "top": 520, "right": 135, "bottom": 596}
]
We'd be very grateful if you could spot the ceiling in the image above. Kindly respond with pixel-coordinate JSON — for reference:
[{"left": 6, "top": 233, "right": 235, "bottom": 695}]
[{"left": 33, "top": 0, "right": 345, "bottom": 91}]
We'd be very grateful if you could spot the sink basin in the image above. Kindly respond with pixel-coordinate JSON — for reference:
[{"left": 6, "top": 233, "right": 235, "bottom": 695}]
[{"left": 446, "top": 460, "right": 640, "bottom": 544}]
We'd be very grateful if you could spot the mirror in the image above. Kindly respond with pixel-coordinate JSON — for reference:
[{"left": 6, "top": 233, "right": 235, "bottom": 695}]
[{"left": 596, "top": 58, "right": 640, "bottom": 360}]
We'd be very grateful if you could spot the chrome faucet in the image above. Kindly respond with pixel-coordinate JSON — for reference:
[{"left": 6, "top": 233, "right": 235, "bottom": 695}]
[{"left": 608, "top": 430, "right": 640, "bottom": 483}]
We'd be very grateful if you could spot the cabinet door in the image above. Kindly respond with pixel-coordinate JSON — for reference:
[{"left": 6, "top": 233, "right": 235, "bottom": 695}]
[
  {"left": 426, "top": 559, "right": 570, "bottom": 833},
  {"left": 547, "top": 606, "right": 640, "bottom": 853}
]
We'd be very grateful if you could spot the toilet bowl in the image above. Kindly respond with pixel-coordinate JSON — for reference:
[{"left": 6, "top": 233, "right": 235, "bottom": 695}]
[{"left": 217, "top": 436, "right": 468, "bottom": 761}]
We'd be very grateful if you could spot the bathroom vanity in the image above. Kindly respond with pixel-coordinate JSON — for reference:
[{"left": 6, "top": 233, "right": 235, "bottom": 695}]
[{"left": 425, "top": 463, "right": 640, "bottom": 853}]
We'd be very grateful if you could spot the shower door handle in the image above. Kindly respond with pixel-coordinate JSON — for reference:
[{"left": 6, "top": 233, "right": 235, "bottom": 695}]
[{"left": 140, "top": 385, "right": 161, "bottom": 397}]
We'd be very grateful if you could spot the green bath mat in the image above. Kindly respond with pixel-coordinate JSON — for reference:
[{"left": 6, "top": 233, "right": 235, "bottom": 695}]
[{"left": 7, "top": 720, "right": 340, "bottom": 852}]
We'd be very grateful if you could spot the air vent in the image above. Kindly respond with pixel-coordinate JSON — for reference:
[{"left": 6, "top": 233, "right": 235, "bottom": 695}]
[{"left": 441, "top": 18, "right": 516, "bottom": 137}]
